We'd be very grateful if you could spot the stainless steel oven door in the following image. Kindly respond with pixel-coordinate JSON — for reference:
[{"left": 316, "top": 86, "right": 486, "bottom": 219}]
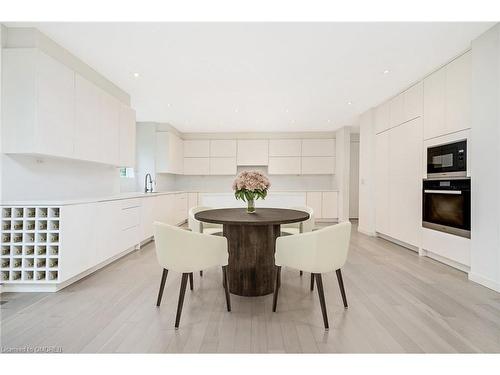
[{"left": 422, "top": 186, "right": 471, "bottom": 238}]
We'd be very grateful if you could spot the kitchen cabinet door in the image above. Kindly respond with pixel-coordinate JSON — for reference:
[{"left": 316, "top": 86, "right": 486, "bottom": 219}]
[
  {"left": 268, "top": 157, "right": 301, "bottom": 175},
  {"left": 374, "top": 101, "right": 391, "bottom": 134},
  {"left": 118, "top": 105, "right": 136, "bottom": 167},
  {"left": 423, "top": 67, "right": 446, "bottom": 140},
  {"left": 188, "top": 193, "right": 199, "bottom": 210},
  {"left": 141, "top": 197, "right": 156, "bottom": 240},
  {"left": 183, "top": 157, "right": 210, "bottom": 175},
  {"left": 184, "top": 140, "right": 210, "bottom": 157},
  {"left": 210, "top": 140, "right": 237, "bottom": 157},
  {"left": 301, "top": 157, "right": 335, "bottom": 174},
  {"left": 156, "top": 132, "right": 184, "bottom": 174},
  {"left": 210, "top": 157, "right": 237, "bottom": 175},
  {"left": 269, "top": 139, "right": 301, "bottom": 157},
  {"left": 375, "top": 132, "right": 390, "bottom": 235},
  {"left": 321, "top": 192, "right": 338, "bottom": 219},
  {"left": 445, "top": 51, "right": 471, "bottom": 134},
  {"left": 99, "top": 91, "right": 120, "bottom": 166},
  {"left": 36, "top": 51, "right": 75, "bottom": 158},
  {"left": 404, "top": 82, "right": 423, "bottom": 122},
  {"left": 306, "top": 192, "right": 322, "bottom": 219},
  {"left": 388, "top": 118, "right": 422, "bottom": 247},
  {"left": 301, "top": 139, "right": 335, "bottom": 157},
  {"left": 74, "top": 74, "right": 103, "bottom": 163},
  {"left": 389, "top": 93, "right": 405, "bottom": 128},
  {"left": 237, "top": 140, "right": 269, "bottom": 165}
]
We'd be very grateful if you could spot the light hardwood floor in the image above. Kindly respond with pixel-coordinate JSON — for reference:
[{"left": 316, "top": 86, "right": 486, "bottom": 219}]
[{"left": 1, "top": 223, "right": 500, "bottom": 353}]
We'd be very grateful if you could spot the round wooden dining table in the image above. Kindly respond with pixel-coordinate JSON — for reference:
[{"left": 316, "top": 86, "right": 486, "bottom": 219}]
[{"left": 195, "top": 208, "right": 309, "bottom": 297}]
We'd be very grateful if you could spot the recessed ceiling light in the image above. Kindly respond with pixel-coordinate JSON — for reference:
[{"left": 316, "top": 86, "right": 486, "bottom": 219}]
[
  {"left": 285, "top": 109, "right": 289, "bottom": 113},
  {"left": 133, "top": 72, "right": 140, "bottom": 78},
  {"left": 235, "top": 108, "right": 239, "bottom": 113},
  {"left": 327, "top": 120, "right": 331, "bottom": 123},
  {"left": 383, "top": 69, "right": 390, "bottom": 74},
  {"left": 347, "top": 101, "right": 353, "bottom": 105}
]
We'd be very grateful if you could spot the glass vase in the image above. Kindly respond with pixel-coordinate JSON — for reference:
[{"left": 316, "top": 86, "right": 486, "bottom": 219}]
[{"left": 247, "top": 198, "right": 256, "bottom": 213}]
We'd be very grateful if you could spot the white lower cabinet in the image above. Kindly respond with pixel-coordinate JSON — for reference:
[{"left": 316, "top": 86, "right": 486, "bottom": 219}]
[{"left": 306, "top": 191, "right": 338, "bottom": 220}]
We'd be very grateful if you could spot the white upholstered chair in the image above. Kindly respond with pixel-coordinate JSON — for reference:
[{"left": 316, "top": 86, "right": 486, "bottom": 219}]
[
  {"left": 188, "top": 206, "right": 223, "bottom": 276},
  {"left": 154, "top": 222, "right": 231, "bottom": 328},
  {"left": 273, "top": 221, "right": 352, "bottom": 330},
  {"left": 281, "top": 206, "right": 315, "bottom": 235}
]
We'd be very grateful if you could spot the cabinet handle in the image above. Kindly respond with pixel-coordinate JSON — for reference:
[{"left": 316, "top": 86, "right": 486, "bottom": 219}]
[{"left": 424, "top": 190, "right": 461, "bottom": 195}]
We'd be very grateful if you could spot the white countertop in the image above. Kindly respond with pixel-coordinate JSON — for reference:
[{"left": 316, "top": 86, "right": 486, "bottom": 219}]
[
  {"left": 1, "top": 189, "right": 338, "bottom": 207},
  {"left": 1, "top": 191, "right": 187, "bottom": 207}
]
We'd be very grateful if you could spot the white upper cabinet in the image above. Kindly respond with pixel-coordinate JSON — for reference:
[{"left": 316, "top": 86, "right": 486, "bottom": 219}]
[
  {"left": 210, "top": 140, "right": 237, "bottom": 157},
  {"left": 424, "top": 66, "right": 446, "bottom": 140},
  {"left": 389, "top": 93, "right": 405, "bottom": 128},
  {"left": 2, "top": 48, "right": 75, "bottom": 158},
  {"left": 210, "top": 157, "right": 237, "bottom": 175},
  {"left": 445, "top": 51, "right": 471, "bottom": 135},
  {"left": 301, "top": 139, "right": 335, "bottom": 156},
  {"left": 424, "top": 51, "right": 471, "bottom": 140},
  {"left": 404, "top": 82, "right": 423, "bottom": 122},
  {"left": 374, "top": 101, "right": 391, "bottom": 134},
  {"left": 301, "top": 157, "right": 335, "bottom": 174},
  {"left": 269, "top": 139, "right": 301, "bottom": 156},
  {"left": 237, "top": 140, "right": 269, "bottom": 165},
  {"left": 184, "top": 157, "right": 210, "bottom": 175},
  {"left": 118, "top": 105, "right": 136, "bottom": 167},
  {"left": 268, "top": 157, "right": 301, "bottom": 175},
  {"left": 184, "top": 140, "right": 210, "bottom": 157},
  {"left": 156, "top": 131, "right": 184, "bottom": 174},
  {"left": 2, "top": 48, "right": 134, "bottom": 166}
]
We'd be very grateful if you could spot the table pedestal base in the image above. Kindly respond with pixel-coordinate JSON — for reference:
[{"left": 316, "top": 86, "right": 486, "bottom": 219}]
[{"left": 223, "top": 224, "right": 280, "bottom": 296}]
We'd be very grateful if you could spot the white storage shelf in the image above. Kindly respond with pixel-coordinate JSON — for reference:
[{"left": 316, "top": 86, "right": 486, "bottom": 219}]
[{"left": 1, "top": 206, "right": 60, "bottom": 283}]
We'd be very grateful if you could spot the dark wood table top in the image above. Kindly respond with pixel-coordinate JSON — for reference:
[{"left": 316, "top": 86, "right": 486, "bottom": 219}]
[{"left": 195, "top": 208, "right": 309, "bottom": 226}]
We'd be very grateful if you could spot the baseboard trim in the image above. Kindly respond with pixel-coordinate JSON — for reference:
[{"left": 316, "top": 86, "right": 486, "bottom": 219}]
[
  {"left": 468, "top": 272, "right": 500, "bottom": 293},
  {"left": 376, "top": 232, "right": 419, "bottom": 253},
  {"left": 420, "top": 249, "right": 470, "bottom": 273},
  {"left": 357, "top": 227, "right": 376, "bottom": 236}
]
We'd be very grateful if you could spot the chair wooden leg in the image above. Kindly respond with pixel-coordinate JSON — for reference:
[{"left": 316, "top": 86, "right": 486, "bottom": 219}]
[
  {"left": 200, "top": 270, "right": 203, "bottom": 277},
  {"left": 222, "top": 266, "right": 231, "bottom": 312},
  {"left": 300, "top": 270, "right": 303, "bottom": 276},
  {"left": 175, "top": 273, "right": 189, "bottom": 329},
  {"left": 336, "top": 269, "right": 348, "bottom": 309},
  {"left": 272, "top": 266, "right": 281, "bottom": 312},
  {"left": 156, "top": 269, "right": 168, "bottom": 307},
  {"left": 310, "top": 273, "right": 314, "bottom": 291},
  {"left": 315, "top": 273, "right": 329, "bottom": 330},
  {"left": 189, "top": 272, "right": 194, "bottom": 291}
]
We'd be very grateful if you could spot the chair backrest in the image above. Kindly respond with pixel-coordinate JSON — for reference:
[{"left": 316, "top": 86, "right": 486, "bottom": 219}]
[
  {"left": 314, "top": 221, "right": 351, "bottom": 271},
  {"left": 276, "top": 221, "right": 351, "bottom": 273},
  {"left": 153, "top": 221, "right": 228, "bottom": 273},
  {"left": 188, "top": 206, "right": 218, "bottom": 232},
  {"left": 281, "top": 206, "right": 315, "bottom": 232}
]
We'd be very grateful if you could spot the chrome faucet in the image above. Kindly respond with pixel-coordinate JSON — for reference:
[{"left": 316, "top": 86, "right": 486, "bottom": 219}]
[{"left": 144, "top": 173, "right": 154, "bottom": 193}]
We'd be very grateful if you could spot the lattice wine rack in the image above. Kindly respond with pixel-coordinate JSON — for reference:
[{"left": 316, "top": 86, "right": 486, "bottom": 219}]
[{"left": 1, "top": 206, "right": 60, "bottom": 283}]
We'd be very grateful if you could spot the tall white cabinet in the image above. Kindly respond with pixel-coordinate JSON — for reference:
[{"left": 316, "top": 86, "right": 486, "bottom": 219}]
[{"left": 375, "top": 114, "right": 423, "bottom": 248}]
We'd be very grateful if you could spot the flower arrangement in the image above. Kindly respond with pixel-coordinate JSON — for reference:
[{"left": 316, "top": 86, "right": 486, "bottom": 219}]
[{"left": 232, "top": 170, "right": 271, "bottom": 213}]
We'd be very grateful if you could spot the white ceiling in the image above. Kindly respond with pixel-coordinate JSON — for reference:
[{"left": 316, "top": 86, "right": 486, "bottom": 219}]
[{"left": 10, "top": 22, "right": 494, "bottom": 132}]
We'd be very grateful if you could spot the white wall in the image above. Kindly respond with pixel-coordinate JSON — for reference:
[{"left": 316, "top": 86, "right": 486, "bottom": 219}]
[
  {"left": 335, "top": 127, "right": 351, "bottom": 221},
  {"left": 358, "top": 110, "right": 377, "bottom": 235},
  {"left": 469, "top": 24, "right": 500, "bottom": 292},
  {"left": 1, "top": 154, "right": 121, "bottom": 201},
  {"left": 349, "top": 133, "right": 360, "bottom": 218}
]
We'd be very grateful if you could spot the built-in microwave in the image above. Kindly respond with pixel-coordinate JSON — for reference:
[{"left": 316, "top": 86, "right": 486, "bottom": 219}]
[
  {"left": 422, "top": 178, "right": 471, "bottom": 238},
  {"left": 427, "top": 140, "right": 467, "bottom": 179}
]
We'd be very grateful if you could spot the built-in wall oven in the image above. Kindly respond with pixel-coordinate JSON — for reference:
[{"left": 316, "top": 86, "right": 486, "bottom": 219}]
[
  {"left": 422, "top": 178, "right": 471, "bottom": 238},
  {"left": 427, "top": 140, "right": 467, "bottom": 179}
]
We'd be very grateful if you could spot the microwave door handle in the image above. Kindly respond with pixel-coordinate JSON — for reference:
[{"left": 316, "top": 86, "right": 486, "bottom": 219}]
[{"left": 424, "top": 190, "right": 462, "bottom": 195}]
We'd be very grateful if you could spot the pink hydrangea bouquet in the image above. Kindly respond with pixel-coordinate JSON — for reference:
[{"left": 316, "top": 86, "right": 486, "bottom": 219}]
[{"left": 232, "top": 170, "right": 271, "bottom": 213}]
